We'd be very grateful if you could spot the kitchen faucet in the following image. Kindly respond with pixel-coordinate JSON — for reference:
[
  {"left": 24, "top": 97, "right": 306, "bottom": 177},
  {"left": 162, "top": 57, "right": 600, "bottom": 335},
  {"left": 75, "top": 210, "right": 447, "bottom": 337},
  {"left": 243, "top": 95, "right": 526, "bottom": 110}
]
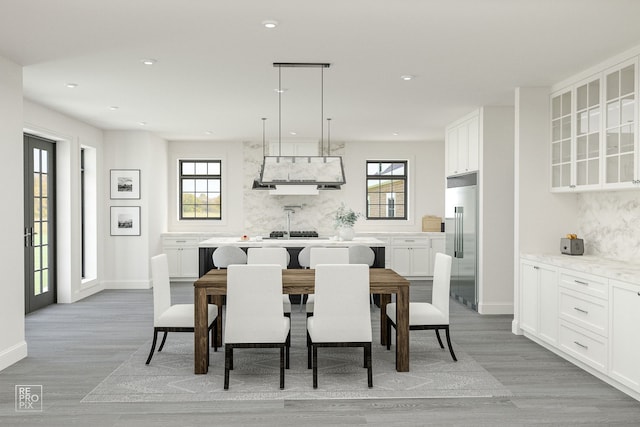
[{"left": 283, "top": 205, "right": 302, "bottom": 239}]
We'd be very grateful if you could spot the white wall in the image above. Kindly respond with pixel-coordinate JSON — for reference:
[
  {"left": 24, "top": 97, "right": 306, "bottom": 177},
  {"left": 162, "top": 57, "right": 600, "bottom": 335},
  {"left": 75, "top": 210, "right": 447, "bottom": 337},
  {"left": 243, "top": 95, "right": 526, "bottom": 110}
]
[
  {"left": 166, "top": 138, "right": 444, "bottom": 236},
  {"left": 102, "top": 131, "right": 168, "bottom": 289},
  {"left": 23, "top": 100, "right": 106, "bottom": 303},
  {"left": 478, "top": 106, "right": 516, "bottom": 314},
  {"left": 0, "top": 55, "right": 27, "bottom": 371}
]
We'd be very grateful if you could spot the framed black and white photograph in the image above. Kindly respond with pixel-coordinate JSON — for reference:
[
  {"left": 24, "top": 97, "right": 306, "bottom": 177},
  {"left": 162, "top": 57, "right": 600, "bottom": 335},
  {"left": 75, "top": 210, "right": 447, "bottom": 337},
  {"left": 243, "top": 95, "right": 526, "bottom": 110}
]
[
  {"left": 110, "top": 206, "right": 141, "bottom": 236},
  {"left": 110, "top": 169, "right": 141, "bottom": 199}
]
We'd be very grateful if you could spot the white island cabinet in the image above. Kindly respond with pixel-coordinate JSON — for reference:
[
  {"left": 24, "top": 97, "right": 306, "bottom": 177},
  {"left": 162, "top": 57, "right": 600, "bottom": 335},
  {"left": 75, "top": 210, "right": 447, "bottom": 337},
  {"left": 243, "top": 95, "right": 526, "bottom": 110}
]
[{"left": 518, "top": 254, "right": 640, "bottom": 401}]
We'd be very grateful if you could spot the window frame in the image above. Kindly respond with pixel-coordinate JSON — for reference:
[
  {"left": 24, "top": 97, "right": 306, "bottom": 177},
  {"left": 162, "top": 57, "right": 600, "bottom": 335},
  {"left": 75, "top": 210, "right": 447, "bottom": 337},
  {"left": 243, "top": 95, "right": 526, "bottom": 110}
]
[
  {"left": 178, "top": 159, "right": 222, "bottom": 221},
  {"left": 365, "top": 160, "right": 408, "bottom": 220}
]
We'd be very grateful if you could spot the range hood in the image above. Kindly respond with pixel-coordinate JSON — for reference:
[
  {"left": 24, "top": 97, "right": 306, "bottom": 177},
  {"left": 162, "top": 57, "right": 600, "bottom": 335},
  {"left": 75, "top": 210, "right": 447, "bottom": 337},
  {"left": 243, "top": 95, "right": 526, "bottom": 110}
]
[{"left": 258, "top": 155, "right": 345, "bottom": 195}]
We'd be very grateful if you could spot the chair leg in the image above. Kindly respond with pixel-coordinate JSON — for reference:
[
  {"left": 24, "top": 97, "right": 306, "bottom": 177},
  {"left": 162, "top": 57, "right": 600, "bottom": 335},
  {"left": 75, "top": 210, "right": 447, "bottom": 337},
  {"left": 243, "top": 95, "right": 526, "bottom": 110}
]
[
  {"left": 365, "top": 343, "right": 373, "bottom": 388},
  {"left": 145, "top": 329, "right": 159, "bottom": 365},
  {"left": 307, "top": 332, "right": 312, "bottom": 369},
  {"left": 286, "top": 332, "right": 291, "bottom": 369},
  {"left": 158, "top": 331, "right": 169, "bottom": 352},
  {"left": 312, "top": 344, "right": 318, "bottom": 389},
  {"left": 386, "top": 320, "right": 392, "bottom": 351},
  {"left": 445, "top": 327, "right": 457, "bottom": 362},
  {"left": 224, "top": 345, "right": 232, "bottom": 390},
  {"left": 435, "top": 329, "right": 445, "bottom": 349},
  {"left": 280, "top": 346, "right": 285, "bottom": 390},
  {"left": 211, "top": 319, "right": 218, "bottom": 352}
]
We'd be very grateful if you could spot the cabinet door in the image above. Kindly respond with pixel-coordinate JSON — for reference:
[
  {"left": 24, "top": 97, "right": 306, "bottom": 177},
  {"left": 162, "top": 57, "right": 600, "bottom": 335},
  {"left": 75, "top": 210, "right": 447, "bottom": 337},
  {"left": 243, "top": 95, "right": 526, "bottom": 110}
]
[
  {"left": 466, "top": 115, "right": 479, "bottom": 172},
  {"left": 457, "top": 124, "right": 469, "bottom": 173},
  {"left": 538, "top": 265, "right": 558, "bottom": 344},
  {"left": 609, "top": 280, "right": 640, "bottom": 391},
  {"left": 575, "top": 76, "right": 602, "bottom": 189},
  {"left": 446, "top": 127, "right": 459, "bottom": 176},
  {"left": 391, "top": 247, "right": 412, "bottom": 276},
  {"left": 164, "top": 247, "right": 181, "bottom": 278},
  {"left": 180, "top": 247, "right": 199, "bottom": 277},
  {"left": 520, "top": 262, "right": 539, "bottom": 334},
  {"left": 410, "top": 247, "right": 429, "bottom": 277},
  {"left": 551, "top": 89, "right": 573, "bottom": 191},
  {"left": 603, "top": 60, "right": 637, "bottom": 188}
]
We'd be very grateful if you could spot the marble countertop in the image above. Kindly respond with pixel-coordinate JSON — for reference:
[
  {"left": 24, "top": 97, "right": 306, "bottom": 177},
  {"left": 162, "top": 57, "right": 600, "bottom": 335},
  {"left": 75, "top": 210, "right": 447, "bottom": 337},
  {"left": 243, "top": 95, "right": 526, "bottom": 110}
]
[
  {"left": 521, "top": 253, "right": 640, "bottom": 286},
  {"left": 199, "top": 236, "right": 385, "bottom": 248}
]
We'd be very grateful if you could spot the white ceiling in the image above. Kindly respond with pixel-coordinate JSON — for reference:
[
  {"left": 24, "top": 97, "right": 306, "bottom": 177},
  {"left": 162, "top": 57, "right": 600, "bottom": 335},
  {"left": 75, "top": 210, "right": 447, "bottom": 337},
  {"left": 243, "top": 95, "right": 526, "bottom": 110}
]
[{"left": 2, "top": 0, "right": 640, "bottom": 143}]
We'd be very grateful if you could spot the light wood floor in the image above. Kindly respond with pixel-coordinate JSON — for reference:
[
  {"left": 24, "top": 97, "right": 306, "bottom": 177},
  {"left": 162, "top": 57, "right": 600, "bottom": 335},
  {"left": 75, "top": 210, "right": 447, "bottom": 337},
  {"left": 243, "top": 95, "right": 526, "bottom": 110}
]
[{"left": 1, "top": 281, "right": 639, "bottom": 426}]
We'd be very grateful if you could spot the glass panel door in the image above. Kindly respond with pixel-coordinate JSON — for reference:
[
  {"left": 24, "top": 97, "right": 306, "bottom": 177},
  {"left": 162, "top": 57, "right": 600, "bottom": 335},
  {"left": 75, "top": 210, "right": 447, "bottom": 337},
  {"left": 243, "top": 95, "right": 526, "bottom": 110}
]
[
  {"left": 575, "top": 77, "right": 601, "bottom": 187},
  {"left": 551, "top": 89, "right": 572, "bottom": 188},
  {"left": 24, "top": 134, "right": 56, "bottom": 313}
]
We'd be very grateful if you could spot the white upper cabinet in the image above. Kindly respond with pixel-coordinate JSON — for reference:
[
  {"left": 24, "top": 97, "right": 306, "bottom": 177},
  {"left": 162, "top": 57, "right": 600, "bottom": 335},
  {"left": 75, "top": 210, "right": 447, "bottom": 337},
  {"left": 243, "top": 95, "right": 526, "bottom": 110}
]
[
  {"left": 445, "top": 110, "right": 479, "bottom": 176},
  {"left": 550, "top": 57, "right": 640, "bottom": 192}
]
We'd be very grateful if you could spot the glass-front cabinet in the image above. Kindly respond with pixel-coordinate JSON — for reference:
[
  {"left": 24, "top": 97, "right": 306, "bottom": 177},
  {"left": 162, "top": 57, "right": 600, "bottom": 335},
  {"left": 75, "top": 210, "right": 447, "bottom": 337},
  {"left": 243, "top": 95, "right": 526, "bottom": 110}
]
[{"left": 550, "top": 58, "right": 640, "bottom": 192}]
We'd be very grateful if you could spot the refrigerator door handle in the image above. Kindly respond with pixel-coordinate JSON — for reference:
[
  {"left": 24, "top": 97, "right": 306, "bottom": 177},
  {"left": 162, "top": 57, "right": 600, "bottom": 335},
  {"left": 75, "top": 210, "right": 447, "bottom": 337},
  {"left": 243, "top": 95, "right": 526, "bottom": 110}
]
[{"left": 454, "top": 206, "right": 464, "bottom": 258}]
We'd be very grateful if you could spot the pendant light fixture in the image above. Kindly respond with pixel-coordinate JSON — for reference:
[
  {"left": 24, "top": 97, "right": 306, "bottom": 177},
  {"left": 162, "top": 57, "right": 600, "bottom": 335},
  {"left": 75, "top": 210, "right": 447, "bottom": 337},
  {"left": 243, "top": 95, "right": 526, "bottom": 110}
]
[{"left": 257, "top": 62, "right": 346, "bottom": 194}]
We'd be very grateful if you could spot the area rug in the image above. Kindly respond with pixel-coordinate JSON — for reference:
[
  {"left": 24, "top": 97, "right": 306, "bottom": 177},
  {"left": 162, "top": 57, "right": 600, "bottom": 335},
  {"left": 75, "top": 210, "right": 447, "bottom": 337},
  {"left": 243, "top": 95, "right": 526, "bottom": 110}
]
[{"left": 82, "top": 311, "right": 511, "bottom": 402}]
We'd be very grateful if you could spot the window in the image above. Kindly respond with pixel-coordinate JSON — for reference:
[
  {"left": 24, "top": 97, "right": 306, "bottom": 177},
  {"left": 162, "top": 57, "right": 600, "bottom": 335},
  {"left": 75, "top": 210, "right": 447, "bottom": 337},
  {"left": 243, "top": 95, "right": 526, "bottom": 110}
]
[
  {"left": 366, "top": 161, "right": 407, "bottom": 219},
  {"left": 179, "top": 160, "right": 222, "bottom": 220}
]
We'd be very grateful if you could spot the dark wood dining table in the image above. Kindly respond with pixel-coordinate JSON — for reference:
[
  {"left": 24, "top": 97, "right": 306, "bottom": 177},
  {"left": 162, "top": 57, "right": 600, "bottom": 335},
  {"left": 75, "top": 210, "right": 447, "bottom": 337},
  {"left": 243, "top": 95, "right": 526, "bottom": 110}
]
[{"left": 193, "top": 268, "right": 411, "bottom": 374}]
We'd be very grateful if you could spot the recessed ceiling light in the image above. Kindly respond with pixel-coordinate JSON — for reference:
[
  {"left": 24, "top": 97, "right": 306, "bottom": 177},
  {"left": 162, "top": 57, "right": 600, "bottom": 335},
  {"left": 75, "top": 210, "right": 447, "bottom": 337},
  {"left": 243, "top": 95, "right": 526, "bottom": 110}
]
[
  {"left": 205, "top": 131, "right": 213, "bottom": 135},
  {"left": 274, "top": 88, "right": 288, "bottom": 93},
  {"left": 400, "top": 75, "right": 415, "bottom": 81},
  {"left": 289, "top": 131, "right": 297, "bottom": 136},
  {"left": 262, "top": 20, "right": 278, "bottom": 29},
  {"left": 141, "top": 59, "right": 157, "bottom": 66},
  {"left": 392, "top": 132, "right": 400, "bottom": 136},
  {"left": 109, "top": 106, "right": 119, "bottom": 110},
  {"left": 138, "top": 121, "right": 147, "bottom": 126},
  {"left": 66, "top": 83, "right": 78, "bottom": 88}
]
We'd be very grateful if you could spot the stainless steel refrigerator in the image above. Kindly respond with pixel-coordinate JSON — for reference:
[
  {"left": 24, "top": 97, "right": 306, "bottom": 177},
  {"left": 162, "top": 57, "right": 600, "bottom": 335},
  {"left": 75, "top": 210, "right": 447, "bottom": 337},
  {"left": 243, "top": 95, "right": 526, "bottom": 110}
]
[{"left": 444, "top": 173, "right": 478, "bottom": 310}]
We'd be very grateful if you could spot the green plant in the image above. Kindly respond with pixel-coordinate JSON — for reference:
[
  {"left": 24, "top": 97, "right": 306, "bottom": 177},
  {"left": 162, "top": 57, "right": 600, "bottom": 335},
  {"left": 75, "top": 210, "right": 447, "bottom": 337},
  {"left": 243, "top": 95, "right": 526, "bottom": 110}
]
[{"left": 333, "top": 203, "right": 361, "bottom": 228}]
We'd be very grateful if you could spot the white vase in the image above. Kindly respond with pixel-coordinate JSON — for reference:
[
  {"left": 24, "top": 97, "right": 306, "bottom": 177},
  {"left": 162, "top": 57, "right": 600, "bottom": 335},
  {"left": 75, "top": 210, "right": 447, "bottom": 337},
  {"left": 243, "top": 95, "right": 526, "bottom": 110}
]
[{"left": 338, "top": 227, "right": 355, "bottom": 241}]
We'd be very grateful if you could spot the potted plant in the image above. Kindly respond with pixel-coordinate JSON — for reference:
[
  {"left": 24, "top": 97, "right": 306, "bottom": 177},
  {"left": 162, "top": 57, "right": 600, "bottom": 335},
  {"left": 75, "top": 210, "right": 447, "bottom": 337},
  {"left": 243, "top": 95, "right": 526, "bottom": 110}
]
[{"left": 333, "top": 203, "right": 361, "bottom": 240}]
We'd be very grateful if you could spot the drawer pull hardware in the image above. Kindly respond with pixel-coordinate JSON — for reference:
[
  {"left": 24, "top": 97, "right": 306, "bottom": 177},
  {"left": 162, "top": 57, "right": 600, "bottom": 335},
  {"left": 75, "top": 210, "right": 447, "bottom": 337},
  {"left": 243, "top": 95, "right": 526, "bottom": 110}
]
[
  {"left": 638, "top": 292, "right": 640, "bottom": 297},
  {"left": 573, "top": 307, "right": 588, "bottom": 315},
  {"left": 574, "top": 280, "right": 589, "bottom": 286},
  {"left": 533, "top": 266, "right": 539, "bottom": 270},
  {"left": 176, "top": 240, "right": 187, "bottom": 243},
  {"left": 573, "top": 341, "right": 588, "bottom": 350}
]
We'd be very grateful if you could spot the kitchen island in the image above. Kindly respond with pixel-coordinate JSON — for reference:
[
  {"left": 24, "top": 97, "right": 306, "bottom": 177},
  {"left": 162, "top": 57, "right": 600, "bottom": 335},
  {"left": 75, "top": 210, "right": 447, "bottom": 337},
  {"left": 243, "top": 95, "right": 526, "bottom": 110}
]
[{"left": 198, "top": 236, "right": 386, "bottom": 275}]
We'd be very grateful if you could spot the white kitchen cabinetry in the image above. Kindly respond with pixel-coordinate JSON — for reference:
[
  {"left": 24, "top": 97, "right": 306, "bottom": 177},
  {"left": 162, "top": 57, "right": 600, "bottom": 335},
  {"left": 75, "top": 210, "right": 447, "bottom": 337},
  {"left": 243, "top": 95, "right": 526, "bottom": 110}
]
[
  {"left": 609, "top": 279, "right": 640, "bottom": 391},
  {"left": 518, "top": 255, "right": 640, "bottom": 400},
  {"left": 550, "top": 57, "right": 640, "bottom": 192},
  {"left": 519, "top": 260, "right": 558, "bottom": 344},
  {"left": 162, "top": 236, "right": 199, "bottom": 279},
  {"left": 390, "top": 236, "right": 429, "bottom": 278},
  {"left": 445, "top": 110, "right": 479, "bottom": 176}
]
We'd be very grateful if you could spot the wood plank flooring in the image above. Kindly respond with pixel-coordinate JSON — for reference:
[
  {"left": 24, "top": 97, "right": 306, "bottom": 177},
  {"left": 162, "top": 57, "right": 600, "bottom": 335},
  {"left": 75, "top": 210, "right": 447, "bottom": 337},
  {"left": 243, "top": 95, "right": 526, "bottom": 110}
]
[{"left": 1, "top": 281, "right": 639, "bottom": 426}]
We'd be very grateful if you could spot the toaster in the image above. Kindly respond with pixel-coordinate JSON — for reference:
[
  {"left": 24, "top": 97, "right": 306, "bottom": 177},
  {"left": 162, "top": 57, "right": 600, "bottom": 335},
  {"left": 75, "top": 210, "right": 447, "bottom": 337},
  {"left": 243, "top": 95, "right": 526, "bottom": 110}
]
[{"left": 561, "top": 238, "right": 584, "bottom": 255}]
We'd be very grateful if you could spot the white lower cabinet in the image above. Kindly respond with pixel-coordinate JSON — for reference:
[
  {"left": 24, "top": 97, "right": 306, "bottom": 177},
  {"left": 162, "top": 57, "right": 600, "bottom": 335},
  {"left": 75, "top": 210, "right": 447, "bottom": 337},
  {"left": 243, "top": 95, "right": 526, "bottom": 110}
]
[
  {"left": 609, "top": 280, "right": 640, "bottom": 390},
  {"left": 163, "top": 237, "right": 199, "bottom": 279},
  {"left": 519, "top": 260, "right": 558, "bottom": 344},
  {"left": 390, "top": 236, "right": 430, "bottom": 277},
  {"left": 520, "top": 257, "right": 640, "bottom": 400},
  {"left": 428, "top": 236, "right": 446, "bottom": 277}
]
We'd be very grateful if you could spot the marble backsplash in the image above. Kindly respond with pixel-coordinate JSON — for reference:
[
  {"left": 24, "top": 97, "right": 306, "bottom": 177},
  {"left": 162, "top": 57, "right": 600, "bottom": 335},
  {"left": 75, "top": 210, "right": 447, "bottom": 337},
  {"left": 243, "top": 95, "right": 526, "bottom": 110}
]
[
  {"left": 577, "top": 191, "right": 640, "bottom": 262},
  {"left": 242, "top": 140, "right": 348, "bottom": 237}
]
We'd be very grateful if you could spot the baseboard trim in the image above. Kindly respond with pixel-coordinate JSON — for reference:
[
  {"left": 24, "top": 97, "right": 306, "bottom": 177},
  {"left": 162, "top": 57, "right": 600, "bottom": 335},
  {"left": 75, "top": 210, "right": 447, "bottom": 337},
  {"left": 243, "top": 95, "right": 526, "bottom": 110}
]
[
  {"left": 477, "top": 302, "right": 514, "bottom": 315},
  {"left": 103, "top": 280, "right": 152, "bottom": 290},
  {"left": 0, "top": 340, "right": 28, "bottom": 372}
]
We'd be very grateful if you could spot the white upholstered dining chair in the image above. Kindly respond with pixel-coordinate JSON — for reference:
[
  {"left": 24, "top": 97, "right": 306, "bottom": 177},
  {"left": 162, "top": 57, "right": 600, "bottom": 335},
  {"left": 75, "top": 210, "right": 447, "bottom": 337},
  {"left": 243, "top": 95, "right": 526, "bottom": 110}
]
[
  {"left": 146, "top": 254, "right": 218, "bottom": 365},
  {"left": 212, "top": 245, "right": 247, "bottom": 268},
  {"left": 246, "top": 247, "right": 292, "bottom": 315},
  {"left": 385, "top": 252, "right": 457, "bottom": 361},
  {"left": 307, "top": 264, "right": 373, "bottom": 388},
  {"left": 224, "top": 264, "right": 291, "bottom": 390},
  {"left": 305, "top": 247, "right": 350, "bottom": 314},
  {"left": 349, "top": 245, "right": 376, "bottom": 304}
]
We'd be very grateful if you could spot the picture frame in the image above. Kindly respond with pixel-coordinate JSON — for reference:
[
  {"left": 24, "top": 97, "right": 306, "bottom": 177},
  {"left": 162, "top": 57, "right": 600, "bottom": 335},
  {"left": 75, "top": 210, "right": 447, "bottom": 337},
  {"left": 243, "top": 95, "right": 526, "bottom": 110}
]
[
  {"left": 110, "top": 169, "right": 141, "bottom": 199},
  {"left": 110, "top": 206, "right": 141, "bottom": 236}
]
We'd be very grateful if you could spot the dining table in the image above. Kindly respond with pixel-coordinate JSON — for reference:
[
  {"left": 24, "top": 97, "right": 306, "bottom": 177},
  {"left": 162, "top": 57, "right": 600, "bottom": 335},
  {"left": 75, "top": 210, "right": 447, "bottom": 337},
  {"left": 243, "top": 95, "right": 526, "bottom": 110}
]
[{"left": 193, "top": 268, "right": 410, "bottom": 374}]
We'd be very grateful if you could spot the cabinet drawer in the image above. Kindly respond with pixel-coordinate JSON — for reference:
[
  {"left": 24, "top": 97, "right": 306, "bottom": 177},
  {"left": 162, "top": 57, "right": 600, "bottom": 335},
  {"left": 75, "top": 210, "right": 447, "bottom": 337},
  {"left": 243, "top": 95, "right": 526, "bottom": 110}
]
[
  {"left": 559, "top": 288, "right": 608, "bottom": 337},
  {"left": 559, "top": 321, "right": 607, "bottom": 373},
  {"left": 163, "top": 237, "right": 198, "bottom": 247},
  {"left": 559, "top": 269, "right": 608, "bottom": 300},
  {"left": 391, "top": 237, "right": 429, "bottom": 246}
]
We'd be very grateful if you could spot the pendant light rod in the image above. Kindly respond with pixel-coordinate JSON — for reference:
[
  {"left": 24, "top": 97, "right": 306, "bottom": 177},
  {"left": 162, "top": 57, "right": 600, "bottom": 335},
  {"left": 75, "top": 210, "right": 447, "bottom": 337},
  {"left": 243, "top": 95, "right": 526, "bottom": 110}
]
[
  {"left": 321, "top": 66, "right": 324, "bottom": 155},
  {"left": 261, "top": 117, "right": 267, "bottom": 157},
  {"left": 273, "top": 62, "right": 330, "bottom": 68},
  {"left": 278, "top": 65, "right": 282, "bottom": 156},
  {"left": 327, "top": 118, "right": 332, "bottom": 155}
]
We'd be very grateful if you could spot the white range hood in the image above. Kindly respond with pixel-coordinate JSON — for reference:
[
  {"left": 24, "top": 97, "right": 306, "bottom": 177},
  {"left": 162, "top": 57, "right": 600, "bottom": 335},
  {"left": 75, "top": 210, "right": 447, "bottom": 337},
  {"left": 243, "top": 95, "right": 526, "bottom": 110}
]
[{"left": 257, "top": 155, "right": 345, "bottom": 195}]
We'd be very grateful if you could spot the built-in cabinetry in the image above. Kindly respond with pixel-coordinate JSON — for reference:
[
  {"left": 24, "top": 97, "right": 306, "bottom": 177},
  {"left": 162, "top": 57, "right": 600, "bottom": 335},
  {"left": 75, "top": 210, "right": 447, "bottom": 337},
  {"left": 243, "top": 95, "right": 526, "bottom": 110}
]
[
  {"left": 162, "top": 236, "right": 200, "bottom": 279},
  {"left": 551, "top": 57, "right": 640, "bottom": 192},
  {"left": 445, "top": 110, "right": 479, "bottom": 176},
  {"left": 519, "top": 255, "right": 640, "bottom": 400}
]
